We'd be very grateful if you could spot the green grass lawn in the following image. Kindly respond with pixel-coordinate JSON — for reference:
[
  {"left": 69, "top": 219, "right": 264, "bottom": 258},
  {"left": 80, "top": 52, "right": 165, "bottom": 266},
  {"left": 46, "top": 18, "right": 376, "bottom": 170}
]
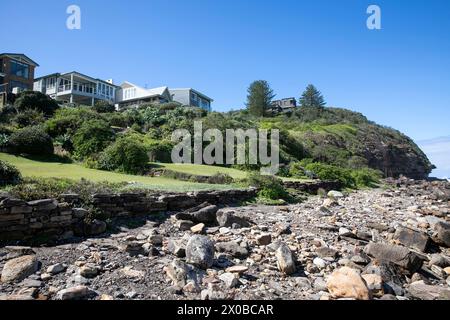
[
  {"left": 150, "top": 162, "right": 248, "bottom": 179},
  {"left": 0, "top": 153, "right": 237, "bottom": 192}
]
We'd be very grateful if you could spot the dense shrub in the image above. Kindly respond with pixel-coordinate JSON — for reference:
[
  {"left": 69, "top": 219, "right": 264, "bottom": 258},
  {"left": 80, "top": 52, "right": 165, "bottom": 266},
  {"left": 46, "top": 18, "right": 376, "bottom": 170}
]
[
  {"left": 0, "top": 160, "right": 22, "bottom": 186},
  {"left": 45, "top": 107, "right": 104, "bottom": 137},
  {"left": 304, "top": 162, "right": 355, "bottom": 188},
  {"left": 13, "top": 109, "right": 45, "bottom": 128},
  {"left": 14, "top": 91, "right": 59, "bottom": 116},
  {"left": 98, "top": 136, "right": 149, "bottom": 174},
  {"left": 245, "top": 172, "right": 288, "bottom": 200},
  {"left": 93, "top": 100, "right": 115, "bottom": 113},
  {"left": 147, "top": 140, "right": 173, "bottom": 162},
  {"left": 8, "top": 126, "right": 54, "bottom": 156},
  {"left": 350, "top": 168, "right": 382, "bottom": 188},
  {"left": 73, "top": 119, "right": 114, "bottom": 158}
]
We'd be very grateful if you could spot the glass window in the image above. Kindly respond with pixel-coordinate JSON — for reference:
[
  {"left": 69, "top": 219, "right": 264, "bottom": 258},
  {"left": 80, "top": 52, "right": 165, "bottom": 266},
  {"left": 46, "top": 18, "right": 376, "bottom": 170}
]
[{"left": 10, "top": 60, "right": 29, "bottom": 79}]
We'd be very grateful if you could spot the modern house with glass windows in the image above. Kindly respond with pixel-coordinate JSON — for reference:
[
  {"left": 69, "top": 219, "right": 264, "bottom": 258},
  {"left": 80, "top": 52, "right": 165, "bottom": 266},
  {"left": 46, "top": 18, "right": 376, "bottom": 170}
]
[
  {"left": 0, "top": 53, "right": 39, "bottom": 106},
  {"left": 169, "top": 88, "right": 213, "bottom": 111},
  {"left": 115, "top": 81, "right": 172, "bottom": 110},
  {"left": 33, "top": 71, "right": 118, "bottom": 106}
]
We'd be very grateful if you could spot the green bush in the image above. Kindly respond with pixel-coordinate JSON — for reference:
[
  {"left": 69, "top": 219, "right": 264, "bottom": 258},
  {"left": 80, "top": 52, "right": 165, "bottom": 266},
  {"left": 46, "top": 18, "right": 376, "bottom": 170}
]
[
  {"left": 73, "top": 119, "right": 114, "bottom": 158},
  {"left": 0, "top": 160, "right": 22, "bottom": 186},
  {"left": 98, "top": 136, "right": 149, "bottom": 174},
  {"left": 13, "top": 109, "right": 45, "bottom": 128},
  {"left": 45, "top": 107, "right": 104, "bottom": 137},
  {"left": 14, "top": 91, "right": 59, "bottom": 116},
  {"left": 246, "top": 172, "right": 288, "bottom": 200},
  {"left": 8, "top": 126, "right": 54, "bottom": 156},
  {"left": 93, "top": 100, "right": 115, "bottom": 113},
  {"left": 351, "top": 168, "right": 382, "bottom": 188},
  {"left": 304, "top": 162, "right": 355, "bottom": 188}
]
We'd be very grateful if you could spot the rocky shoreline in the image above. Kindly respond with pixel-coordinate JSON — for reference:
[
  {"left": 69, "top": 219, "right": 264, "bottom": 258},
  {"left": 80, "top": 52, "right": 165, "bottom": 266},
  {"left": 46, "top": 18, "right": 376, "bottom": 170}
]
[{"left": 0, "top": 179, "right": 449, "bottom": 300}]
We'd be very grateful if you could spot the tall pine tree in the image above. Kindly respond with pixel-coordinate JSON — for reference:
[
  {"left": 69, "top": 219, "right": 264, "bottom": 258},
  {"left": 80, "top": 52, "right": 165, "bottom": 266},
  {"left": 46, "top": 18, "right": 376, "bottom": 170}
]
[
  {"left": 299, "top": 84, "right": 326, "bottom": 108},
  {"left": 246, "top": 80, "right": 275, "bottom": 117}
]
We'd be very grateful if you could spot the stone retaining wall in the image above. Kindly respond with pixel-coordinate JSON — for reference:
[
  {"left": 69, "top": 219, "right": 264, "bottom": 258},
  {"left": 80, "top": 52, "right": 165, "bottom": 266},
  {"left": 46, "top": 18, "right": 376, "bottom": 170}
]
[
  {"left": 0, "top": 189, "right": 257, "bottom": 243},
  {"left": 282, "top": 180, "right": 342, "bottom": 193}
]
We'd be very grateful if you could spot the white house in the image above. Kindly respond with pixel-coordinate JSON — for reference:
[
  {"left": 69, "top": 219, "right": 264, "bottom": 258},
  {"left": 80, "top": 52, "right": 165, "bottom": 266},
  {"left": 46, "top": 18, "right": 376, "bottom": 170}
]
[
  {"left": 169, "top": 88, "right": 213, "bottom": 111},
  {"left": 115, "top": 81, "right": 172, "bottom": 109},
  {"left": 33, "top": 71, "right": 117, "bottom": 106}
]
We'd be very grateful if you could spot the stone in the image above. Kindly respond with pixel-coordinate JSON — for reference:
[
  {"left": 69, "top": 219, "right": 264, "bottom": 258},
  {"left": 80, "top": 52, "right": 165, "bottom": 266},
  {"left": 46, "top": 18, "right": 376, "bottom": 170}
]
[
  {"left": 167, "top": 240, "right": 186, "bottom": 258},
  {"left": 434, "top": 222, "right": 450, "bottom": 247},
  {"left": 186, "top": 235, "right": 215, "bottom": 269},
  {"left": 1, "top": 255, "right": 40, "bottom": 283},
  {"left": 177, "top": 220, "right": 194, "bottom": 231},
  {"left": 225, "top": 266, "right": 248, "bottom": 274},
  {"left": 164, "top": 259, "right": 188, "bottom": 287},
  {"left": 216, "top": 210, "right": 251, "bottom": 228},
  {"left": 219, "top": 272, "right": 239, "bottom": 288},
  {"left": 191, "top": 223, "right": 205, "bottom": 234},
  {"left": 326, "top": 267, "right": 370, "bottom": 300},
  {"left": 120, "top": 266, "right": 145, "bottom": 279},
  {"left": 408, "top": 281, "right": 450, "bottom": 300},
  {"left": 322, "top": 198, "right": 338, "bottom": 208},
  {"left": 328, "top": 190, "right": 344, "bottom": 199},
  {"left": 124, "top": 241, "right": 145, "bottom": 256},
  {"left": 179, "top": 205, "right": 218, "bottom": 223},
  {"left": 149, "top": 234, "right": 163, "bottom": 245},
  {"left": 275, "top": 243, "right": 296, "bottom": 275},
  {"left": 379, "top": 294, "right": 397, "bottom": 300},
  {"left": 364, "top": 242, "right": 423, "bottom": 273},
  {"left": 47, "top": 263, "right": 66, "bottom": 275},
  {"left": 215, "top": 241, "right": 249, "bottom": 258},
  {"left": 362, "top": 274, "right": 384, "bottom": 297},
  {"left": 79, "top": 264, "right": 99, "bottom": 278},
  {"left": 313, "top": 257, "right": 326, "bottom": 269},
  {"left": 84, "top": 219, "right": 107, "bottom": 236},
  {"left": 56, "top": 286, "right": 95, "bottom": 300},
  {"left": 430, "top": 254, "right": 450, "bottom": 268},
  {"left": 393, "top": 227, "right": 430, "bottom": 252},
  {"left": 316, "top": 246, "right": 338, "bottom": 259},
  {"left": 256, "top": 233, "right": 272, "bottom": 246},
  {"left": 444, "top": 267, "right": 450, "bottom": 275}
]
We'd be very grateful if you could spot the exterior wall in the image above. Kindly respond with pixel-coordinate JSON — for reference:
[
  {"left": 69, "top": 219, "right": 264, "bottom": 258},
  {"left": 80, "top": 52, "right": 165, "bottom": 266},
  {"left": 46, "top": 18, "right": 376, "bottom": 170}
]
[
  {"left": 0, "top": 56, "right": 36, "bottom": 93},
  {"left": 170, "top": 89, "right": 212, "bottom": 111}
]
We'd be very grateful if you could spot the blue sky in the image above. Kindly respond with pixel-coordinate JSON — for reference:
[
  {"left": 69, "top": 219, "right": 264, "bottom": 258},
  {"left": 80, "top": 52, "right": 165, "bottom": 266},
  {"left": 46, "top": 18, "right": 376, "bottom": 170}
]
[{"left": 1, "top": 0, "right": 449, "bottom": 176}]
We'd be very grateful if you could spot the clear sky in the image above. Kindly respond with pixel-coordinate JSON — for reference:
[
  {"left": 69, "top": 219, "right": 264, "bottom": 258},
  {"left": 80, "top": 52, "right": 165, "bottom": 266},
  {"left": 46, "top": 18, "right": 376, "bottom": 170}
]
[{"left": 1, "top": 0, "right": 449, "bottom": 174}]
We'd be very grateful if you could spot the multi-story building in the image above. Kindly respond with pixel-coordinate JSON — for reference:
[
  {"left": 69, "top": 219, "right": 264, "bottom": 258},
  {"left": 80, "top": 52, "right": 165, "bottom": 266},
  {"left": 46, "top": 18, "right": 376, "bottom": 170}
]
[
  {"left": 269, "top": 97, "right": 297, "bottom": 114},
  {"left": 115, "top": 81, "right": 172, "bottom": 109},
  {"left": 0, "top": 53, "right": 39, "bottom": 107},
  {"left": 33, "top": 71, "right": 118, "bottom": 106},
  {"left": 169, "top": 88, "right": 213, "bottom": 111}
]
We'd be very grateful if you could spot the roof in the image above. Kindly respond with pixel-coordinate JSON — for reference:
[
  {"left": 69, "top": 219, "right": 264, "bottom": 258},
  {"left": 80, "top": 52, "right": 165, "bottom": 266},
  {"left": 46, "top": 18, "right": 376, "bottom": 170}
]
[
  {"left": 169, "top": 88, "right": 214, "bottom": 102},
  {"left": 119, "top": 81, "right": 169, "bottom": 97},
  {"left": 34, "top": 71, "right": 119, "bottom": 87},
  {"left": 0, "top": 53, "right": 39, "bottom": 67}
]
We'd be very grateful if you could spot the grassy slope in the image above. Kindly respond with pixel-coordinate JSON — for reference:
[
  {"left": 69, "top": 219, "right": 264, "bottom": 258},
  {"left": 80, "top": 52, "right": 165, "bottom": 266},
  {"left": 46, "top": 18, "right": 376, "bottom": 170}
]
[
  {"left": 0, "top": 153, "right": 236, "bottom": 192},
  {"left": 151, "top": 163, "right": 248, "bottom": 179}
]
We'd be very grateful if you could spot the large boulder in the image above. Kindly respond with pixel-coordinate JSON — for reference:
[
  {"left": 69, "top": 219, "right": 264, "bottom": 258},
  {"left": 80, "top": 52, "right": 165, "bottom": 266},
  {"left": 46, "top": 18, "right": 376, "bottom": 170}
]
[
  {"left": 215, "top": 241, "right": 249, "bottom": 258},
  {"left": 186, "top": 235, "right": 215, "bottom": 269},
  {"left": 56, "top": 286, "right": 96, "bottom": 300},
  {"left": 216, "top": 210, "right": 251, "bottom": 228},
  {"left": 434, "top": 222, "right": 450, "bottom": 247},
  {"left": 408, "top": 281, "right": 450, "bottom": 300},
  {"left": 275, "top": 243, "right": 296, "bottom": 275},
  {"left": 394, "top": 227, "right": 430, "bottom": 252},
  {"left": 364, "top": 242, "right": 423, "bottom": 273},
  {"left": 1, "top": 255, "right": 40, "bottom": 283},
  {"left": 327, "top": 267, "right": 371, "bottom": 300},
  {"left": 176, "top": 205, "right": 218, "bottom": 224},
  {"left": 84, "top": 219, "right": 107, "bottom": 236}
]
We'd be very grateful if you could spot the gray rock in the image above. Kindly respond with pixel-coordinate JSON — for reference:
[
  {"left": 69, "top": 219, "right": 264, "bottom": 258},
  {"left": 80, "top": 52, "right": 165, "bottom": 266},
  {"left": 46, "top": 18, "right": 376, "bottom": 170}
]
[
  {"left": 219, "top": 272, "right": 239, "bottom": 288},
  {"left": 1, "top": 255, "right": 40, "bottom": 283},
  {"left": 430, "top": 254, "right": 450, "bottom": 268},
  {"left": 167, "top": 240, "right": 186, "bottom": 258},
  {"left": 56, "top": 286, "right": 96, "bottom": 300},
  {"left": 177, "top": 205, "right": 218, "bottom": 224},
  {"left": 47, "top": 263, "right": 66, "bottom": 275},
  {"left": 408, "top": 281, "right": 450, "bottom": 300},
  {"left": 434, "top": 222, "right": 450, "bottom": 247},
  {"left": 316, "top": 246, "right": 338, "bottom": 259},
  {"left": 328, "top": 190, "right": 344, "bottom": 199},
  {"left": 79, "top": 264, "right": 99, "bottom": 278},
  {"left": 394, "top": 227, "right": 430, "bottom": 252},
  {"left": 275, "top": 243, "right": 296, "bottom": 275},
  {"left": 186, "top": 235, "right": 215, "bottom": 269},
  {"left": 215, "top": 241, "right": 249, "bottom": 258},
  {"left": 177, "top": 220, "right": 195, "bottom": 231},
  {"left": 84, "top": 219, "right": 107, "bottom": 236},
  {"left": 364, "top": 242, "right": 423, "bottom": 273},
  {"left": 216, "top": 210, "right": 251, "bottom": 228}
]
